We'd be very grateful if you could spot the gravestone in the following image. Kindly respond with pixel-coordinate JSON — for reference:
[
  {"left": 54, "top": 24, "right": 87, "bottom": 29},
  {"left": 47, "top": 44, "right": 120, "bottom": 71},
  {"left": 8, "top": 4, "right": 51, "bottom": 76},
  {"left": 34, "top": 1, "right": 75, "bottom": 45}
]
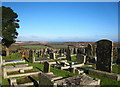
[
  {"left": 58, "top": 49, "right": 62, "bottom": 57},
  {"left": 76, "top": 54, "right": 86, "bottom": 64},
  {"left": 44, "top": 62, "right": 50, "bottom": 73},
  {"left": 29, "top": 50, "right": 35, "bottom": 63},
  {"left": 96, "top": 39, "right": 113, "bottom": 72},
  {"left": 49, "top": 52, "right": 55, "bottom": 59},
  {"left": 116, "top": 48, "right": 120, "bottom": 65},
  {"left": 66, "top": 47, "right": 71, "bottom": 61},
  {"left": 73, "top": 48, "right": 77, "bottom": 54},
  {"left": 85, "top": 44, "right": 93, "bottom": 63},
  {"left": 68, "top": 67, "right": 75, "bottom": 73}
]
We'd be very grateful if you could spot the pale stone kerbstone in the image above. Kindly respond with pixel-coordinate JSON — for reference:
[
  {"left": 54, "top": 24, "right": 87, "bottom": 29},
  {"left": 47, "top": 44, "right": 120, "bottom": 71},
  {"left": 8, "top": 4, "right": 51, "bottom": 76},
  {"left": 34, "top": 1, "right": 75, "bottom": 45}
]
[
  {"left": 19, "top": 69, "right": 24, "bottom": 73},
  {"left": 9, "top": 78, "right": 17, "bottom": 86}
]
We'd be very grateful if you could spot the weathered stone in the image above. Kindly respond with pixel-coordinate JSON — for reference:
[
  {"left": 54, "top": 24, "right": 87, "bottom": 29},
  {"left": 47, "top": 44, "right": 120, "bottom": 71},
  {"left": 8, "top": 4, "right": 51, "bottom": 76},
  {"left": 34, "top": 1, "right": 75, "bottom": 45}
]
[
  {"left": 49, "top": 53, "right": 55, "bottom": 59},
  {"left": 89, "top": 69, "right": 120, "bottom": 81},
  {"left": 44, "top": 62, "right": 50, "bottom": 73},
  {"left": 29, "top": 50, "right": 35, "bottom": 63},
  {"left": 116, "top": 48, "right": 120, "bottom": 65},
  {"left": 66, "top": 47, "right": 71, "bottom": 61},
  {"left": 85, "top": 44, "right": 93, "bottom": 63},
  {"left": 68, "top": 67, "right": 75, "bottom": 73},
  {"left": 19, "top": 69, "right": 24, "bottom": 73},
  {"left": 73, "top": 48, "right": 77, "bottom": 54},
  {"left": 76, "top": 54, "right": 86, "bottom": 64},
  {"left": 96, "top": 39, "right": 113, "bottom": 72},
  {"left": 77, "top": 47, "right": 85, "bottom": 54}
]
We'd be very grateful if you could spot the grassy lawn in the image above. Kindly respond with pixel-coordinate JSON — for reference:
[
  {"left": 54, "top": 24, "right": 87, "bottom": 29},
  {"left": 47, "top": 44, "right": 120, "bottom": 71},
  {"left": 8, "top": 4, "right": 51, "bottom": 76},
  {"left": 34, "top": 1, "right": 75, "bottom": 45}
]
[
  {"left": 28, "top": 62, "right": 78, "bottom": 77},
  {"left": 87, "top": 74, "right": 120, "bottom": 86},
  {"left": 112, "top": 65, "right": 120, "bottom": 74},
  {"left": 21, "top": 45, "right": 47, "bottom": 49},
  {"left": 2, "top": 53, "right": 120, "bottom": 86},
  {"left": 2, "top": 53, "right": 23, "bottom": 61}
]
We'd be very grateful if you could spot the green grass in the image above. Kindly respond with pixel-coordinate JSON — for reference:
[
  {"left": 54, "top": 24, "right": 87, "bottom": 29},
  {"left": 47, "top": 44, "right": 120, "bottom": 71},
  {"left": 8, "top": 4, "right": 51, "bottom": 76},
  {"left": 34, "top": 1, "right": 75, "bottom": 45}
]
[
  {"left": 112, "top": 65, "right": 120, "bottom": 74},
  {"left": 28, "top": 62, "right": 78, "bottom": 77},
  {"left": 17, "top": 76, "right": 32, "bottom": 84},
  {"left": 50, "top": 45, "right": 68, "bottom": 48},
  {"left": 2, "top": 78, "right": 9, "bottom": 86},
  {"left": 3, "top": 62, "right": 27, "bottom": 66},
  {"left": 87, "top": 74, "right": 120, "bottom": 86},
  {"left": 2, "top": 52, "right": 23, "bottom": 61},
  {"left": 17, "top": 75, "right": 39, "bottom": 84},
  {"left": 21, "top": 45, "right": 47, "bottom": 49}
]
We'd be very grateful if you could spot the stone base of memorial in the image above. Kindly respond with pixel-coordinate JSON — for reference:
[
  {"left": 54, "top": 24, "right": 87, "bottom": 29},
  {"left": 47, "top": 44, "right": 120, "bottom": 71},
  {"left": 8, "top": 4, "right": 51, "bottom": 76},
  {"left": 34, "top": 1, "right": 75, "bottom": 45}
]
[{"left": 89, "top": 69, "right": 120, "bottom": 81}]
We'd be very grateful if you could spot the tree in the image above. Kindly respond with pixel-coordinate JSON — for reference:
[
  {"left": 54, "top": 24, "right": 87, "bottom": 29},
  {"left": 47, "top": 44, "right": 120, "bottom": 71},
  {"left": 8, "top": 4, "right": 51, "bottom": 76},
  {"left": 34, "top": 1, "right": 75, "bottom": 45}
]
[{"left": 1, "top": 6, "right": 20, "bottom": 56}]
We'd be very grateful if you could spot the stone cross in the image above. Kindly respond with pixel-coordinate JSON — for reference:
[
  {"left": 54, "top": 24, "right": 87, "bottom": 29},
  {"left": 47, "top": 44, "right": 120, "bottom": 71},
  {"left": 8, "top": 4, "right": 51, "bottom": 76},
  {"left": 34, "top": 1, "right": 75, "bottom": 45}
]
[{"left": 96, "top": 39, "right": 113, "bottom": 72}]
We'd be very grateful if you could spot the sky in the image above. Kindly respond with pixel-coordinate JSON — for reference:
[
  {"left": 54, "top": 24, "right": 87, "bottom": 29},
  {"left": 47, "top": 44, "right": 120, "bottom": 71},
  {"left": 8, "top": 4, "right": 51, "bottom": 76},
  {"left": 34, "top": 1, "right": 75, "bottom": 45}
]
[{"left": 2, "top": 2, "right": 118, "bottom": 42}]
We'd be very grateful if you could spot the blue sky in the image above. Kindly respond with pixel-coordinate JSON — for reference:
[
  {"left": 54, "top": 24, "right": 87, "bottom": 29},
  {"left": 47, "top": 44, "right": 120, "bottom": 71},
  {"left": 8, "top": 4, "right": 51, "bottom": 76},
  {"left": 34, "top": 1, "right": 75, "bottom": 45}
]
[{"left": 2, "top": 2, "right": 118, "bottom": 42}]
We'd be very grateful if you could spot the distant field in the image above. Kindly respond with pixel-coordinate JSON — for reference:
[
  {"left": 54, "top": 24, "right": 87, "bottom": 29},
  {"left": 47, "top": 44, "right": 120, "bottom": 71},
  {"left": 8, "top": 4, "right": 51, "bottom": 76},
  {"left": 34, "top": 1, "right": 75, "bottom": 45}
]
[
  {"left": 21, "top": 45, "right": 69, "bottom": 49},
  {"left": 21, "top": 45, "right": 47, "bottom": 49},
  {"left": 49, "top": 45, "right": 68, "bottom": 48}
]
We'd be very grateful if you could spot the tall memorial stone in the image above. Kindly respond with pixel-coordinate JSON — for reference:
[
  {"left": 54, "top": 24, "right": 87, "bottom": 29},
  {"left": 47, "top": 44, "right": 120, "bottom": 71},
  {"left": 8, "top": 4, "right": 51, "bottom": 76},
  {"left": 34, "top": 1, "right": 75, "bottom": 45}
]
[
  {"left": 29, "top": 50, "right": 35, "bottom": 63},
  {"left": 73, "top": 48, "right": 77, "bottom": 54},
  {"left": 96, "top": 39, "right": 113, "bottom": 72},
  {"left": 66, "top": 47, "right": 71, "bottom": 61},
  {"left": 116, "top": 48, "right": 120, "bottom": 65}
]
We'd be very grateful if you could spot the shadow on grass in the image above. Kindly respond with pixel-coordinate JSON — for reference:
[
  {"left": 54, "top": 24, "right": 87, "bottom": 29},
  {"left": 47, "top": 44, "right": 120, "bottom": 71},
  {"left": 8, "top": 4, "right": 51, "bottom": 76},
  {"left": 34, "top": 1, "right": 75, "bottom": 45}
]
[
  {"left": 28, "top": 76, "right": 39, "bottom": 87},
  {"left": 23, "top": 57, "right": 29, "bottom": 62},
  {"left": 36, "top": 67, "right": 43, "bottom": 72}
]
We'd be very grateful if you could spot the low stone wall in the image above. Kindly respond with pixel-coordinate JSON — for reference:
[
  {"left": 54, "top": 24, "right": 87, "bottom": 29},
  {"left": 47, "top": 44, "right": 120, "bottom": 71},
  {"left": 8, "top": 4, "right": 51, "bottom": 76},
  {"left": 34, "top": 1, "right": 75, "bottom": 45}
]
[{"left": 89, "top": 69, "right": 120, "bottom": 81}]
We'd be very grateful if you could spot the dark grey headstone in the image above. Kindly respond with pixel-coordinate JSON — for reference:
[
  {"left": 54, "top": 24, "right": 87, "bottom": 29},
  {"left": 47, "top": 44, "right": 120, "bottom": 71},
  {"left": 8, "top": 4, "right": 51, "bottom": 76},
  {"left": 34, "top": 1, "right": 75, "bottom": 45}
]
[
  {"left": 49, "top": 52, "right": 55, "bottom": 59},
  {"left": 29, "top": 50, "right": 35, "bottom": 63},
  {"left": 66, "top": 47, "right": 71, "bottom": 61},
  {"left": 43, "top": 62, "right": 50, "bottom": 73},
  {"left": 76, "top": 54, "right": 86, "bottom": 64},
  {"left": 116, "top": 48, "right": 120, "bottom": 65},
  {"left": 96, "top": 39, "right": 113, "bottom": 72}
]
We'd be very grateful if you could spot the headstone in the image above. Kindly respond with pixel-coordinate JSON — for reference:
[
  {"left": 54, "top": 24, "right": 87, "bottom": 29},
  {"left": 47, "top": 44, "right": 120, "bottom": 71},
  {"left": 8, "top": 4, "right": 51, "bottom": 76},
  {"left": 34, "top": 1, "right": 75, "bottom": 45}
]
[
  {"left": 44, "top": 62, "right": 50, "bottom": 73},
  {"left": 59, "top": 49, "right": 62, "bottom": 57},
  {"left": 76, "top": 54, "right": 86, "bottom": 64},
  {"left": 49, "top": 52, "right": 55, "bottom": 59},
  {"left": 29, "top": 50, "right": 35, "bottom": 63},
  {"left": 73, "top": 48, "right": 77, "bottom": 54},
  {"left": 66, "top": 47, "right": 71, "bottom": 61},
  {"left": 96, "top": 39, "right": 113, "bottom": 72},
  {"left": 116, "top": 48, "right": 120, "bottom": 65},
  {"left": 77, "top": 47, "right": 85, "bottom": 54},
  {"left": 68, "top": 67, "right": 75, "bottom": 73},
  {"left": 85, "top": 44, "right": 93, "bottom": 63}
]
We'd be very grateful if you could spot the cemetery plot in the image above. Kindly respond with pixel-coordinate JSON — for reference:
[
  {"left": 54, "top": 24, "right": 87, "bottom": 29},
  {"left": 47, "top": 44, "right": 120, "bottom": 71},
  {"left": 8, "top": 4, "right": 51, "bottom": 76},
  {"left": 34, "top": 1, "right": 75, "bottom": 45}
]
[{"left": 1, "top": 39, "right": 120, "bottom": 86}]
